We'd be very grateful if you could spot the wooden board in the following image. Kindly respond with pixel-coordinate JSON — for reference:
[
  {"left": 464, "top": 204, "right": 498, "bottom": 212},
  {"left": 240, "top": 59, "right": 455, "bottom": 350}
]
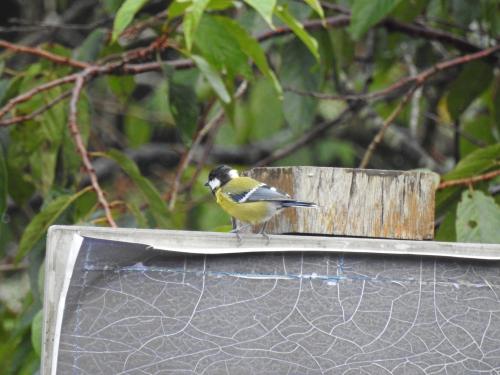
[{"left": 243, "top": 167, "right": 439, "bottom": 240}]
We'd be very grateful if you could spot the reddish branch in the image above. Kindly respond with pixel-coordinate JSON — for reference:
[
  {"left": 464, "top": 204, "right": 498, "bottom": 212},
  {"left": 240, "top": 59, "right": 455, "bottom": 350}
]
[
  {"left": 68, "top": 72, "right": 117, "bottom": 227},
  {"left": 0, "top": 58, "right": 195, "bottom": 125},
  {"left": 357, "top": 44, "right": 500, "bottom": 168},
  {"left": 289, "top": 44, "right": 500, "bottom": 103},
  {"left": 0, "top": 89, "right": 72, "bottom": 127},
  {"left": 438, "top": 169, "right": 500, "bottom": 189},
  {"left": 0, "top": 73, "right": 79, "bottom": 119},
  {"left": 0, "top": 39, "right": 91, "bottom": 69},
  {"left": 370, "top": 44, "right": 500, "bottom": 100},
  {"left": 120, "top": 10, "right": 167, "bottom": 40}
]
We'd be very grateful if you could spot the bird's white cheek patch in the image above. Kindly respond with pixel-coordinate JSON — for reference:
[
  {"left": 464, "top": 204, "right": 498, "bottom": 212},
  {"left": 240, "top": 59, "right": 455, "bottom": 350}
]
[
  {"left": 208, "top": 178, "right": 221, "bottom": 190},
  {"left": 228, "top": 169, "right": 239, "bottom": 179}
]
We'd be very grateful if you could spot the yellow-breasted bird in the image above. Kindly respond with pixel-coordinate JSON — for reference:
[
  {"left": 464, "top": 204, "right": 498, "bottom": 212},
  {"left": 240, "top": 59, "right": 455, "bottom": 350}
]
[{"left": 205, "top": 165, "right": 317, "bottom": 241}]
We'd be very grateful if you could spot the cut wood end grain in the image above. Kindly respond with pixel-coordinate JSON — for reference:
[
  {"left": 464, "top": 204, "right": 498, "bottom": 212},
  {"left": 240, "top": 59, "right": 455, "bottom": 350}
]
[{"left": 241, "top": 167, "right": 439, "bottom": 240}]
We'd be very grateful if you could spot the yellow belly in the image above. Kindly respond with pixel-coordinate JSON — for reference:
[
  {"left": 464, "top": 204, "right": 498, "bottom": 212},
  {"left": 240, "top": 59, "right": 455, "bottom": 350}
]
[{"left": 216, "top": 190, "right": 275, "bottom": 224}]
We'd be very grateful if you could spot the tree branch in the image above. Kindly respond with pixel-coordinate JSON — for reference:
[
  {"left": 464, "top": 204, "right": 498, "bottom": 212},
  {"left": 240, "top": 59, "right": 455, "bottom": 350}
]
[
  {"left": 438, "top": 169, "right": 500, "bottom": 189},
  {"left": 359, "top": 85, "right": 418, "bottom": 168},
  {"left": 0, "top": 89, "right": 72, "bottom": 127},
  {"left": 68, "top": 72, "right": 117, "bottom": 227},
  {"left": 0, "top": 39, "right": 91, "bottom": 69},
  {"left": 255, "top": 104, "right": 360, "bottom": 167},
  {"left": 286, "top": 44, "right": 500, "bottom": 103}
]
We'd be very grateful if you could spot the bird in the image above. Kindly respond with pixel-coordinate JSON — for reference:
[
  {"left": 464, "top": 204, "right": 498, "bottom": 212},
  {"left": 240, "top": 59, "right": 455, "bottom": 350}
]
[{"left": 205, "top": 165, "right": 317, "bottom": 242}]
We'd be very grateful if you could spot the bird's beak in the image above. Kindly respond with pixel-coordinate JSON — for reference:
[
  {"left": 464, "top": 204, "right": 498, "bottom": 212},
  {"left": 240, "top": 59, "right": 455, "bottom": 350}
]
[{"left": 204, "top": 182, "right": 210, "bottom": 187}]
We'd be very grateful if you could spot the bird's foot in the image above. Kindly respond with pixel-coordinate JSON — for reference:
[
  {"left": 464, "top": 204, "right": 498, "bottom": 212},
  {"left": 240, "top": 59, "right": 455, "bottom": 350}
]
[
  {"left": 261, "top": 232, "right": 270, "bottom": 245},
  {"left": 230, "top": 226, "right": 245, "bottom": 246},
  {"left": 259, "top": 222, "right": 270, "bottom": 245}
]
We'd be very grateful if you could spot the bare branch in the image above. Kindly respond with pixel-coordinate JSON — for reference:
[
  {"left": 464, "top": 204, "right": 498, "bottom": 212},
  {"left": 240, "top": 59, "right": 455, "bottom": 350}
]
[
  {"left": 0, "top": 73, "right": 78, "bottom": 119},
  {"left": 0, "top": 39, "right": 91, "bottom": 69},
  {"left": 438, "top": 169, "right": 500, "bottom": 189},
  {"left": 287, "top": 44, "right": 500, "bottom": 104},
  {"left": 359, "top": 85, "right": 418, "bottom": 168},
  {"left": 255, "top": 105, "right": 358, "bottom": 167},
  {"left": 0, "top": 89, "right": 72, "bottom": 127},
  {"left": 68, "top": 73, "right": 117, "bottom": 227}
]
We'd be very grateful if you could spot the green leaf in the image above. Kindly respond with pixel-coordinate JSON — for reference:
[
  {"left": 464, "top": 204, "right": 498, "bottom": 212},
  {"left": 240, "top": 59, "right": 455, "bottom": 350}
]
[
  {"left": 280, "top": 38, "right": 321, "bottom": 132},
  {"left": 31, "top": 89, "right": 66, "bottom": 196},
  {"left": 31, "top": 310, "right": 43, "bottom": 357},
  {"left": 349, "top": 0, "right": 403, "bottom": 40},
  {"left": 0, "top": 79, "right": 10, "bottom": 105},
  {"left": 169, "top": 81, "right": 199, "bottom": 144},
  {"left": 183, "top": 0, "right": 211, "bottom": 51},
  {"left": 275, "top": 5, "right": 320, "bottom": 60},
  {"left": 243, "top": 0, "right": 276, "bottom": 28},
  {"left": 392, "top": 0, "right": 429, "bottom": 22},
  {"left": 73, "top": 190, "right": 97, "bottom": 223},
  {"left": 195, "top": 16, "right": 252, "bottom": 80},
  {"left": 127, "top": 201, "right": 148, "bottom": 228},
  {"left": 490, "top": 75, "right": 500, "bottom": 136},
  {"left": 456, "top": 190, "right": 500, "bottom": 243},
  {"left": 105, "top": 149, "right": 170, "bottom": 227},
  {"left": 16, "top": 187, "right": 92, "bottom": 262},
  {"left": 168, "top": 0, "right": 191, "bottom": 18},
  {"left": 459, "top": 115, "right": 495, "bottom": 158},
  {"left": 125, "top": 116, "right": 152, "bottom": 148},
  {"left": 210, "top": 16, "right": 282, "bottom": 95},
  {"left": 435, "top": 204, "right": 457, "bottom": 242},
  {"left": 75, "top": 28, "right": 107, "bottom": 62},
  {"left": 107, "top": 75, "right": 135, "bottom": 102},
  {"left": 435, "top": 143, "right": 500, "bottom": 214},
  {"left": 0, "top": 143, "right": 7, "bottom": 218},
  {"left": 192, "top": 55, "right": 231, "bottom": 103},
  {"left": 112, "top": 0, "right": 149, "bottom": 42},
  {"left": 304, "top": 0, "right": 324, "bottom": 18},
  {"left": 447, "top": 61, "right": 493, "bottom": 120},
  {"left": 442, "top": 143, "right": 500, "bottom": 181}
]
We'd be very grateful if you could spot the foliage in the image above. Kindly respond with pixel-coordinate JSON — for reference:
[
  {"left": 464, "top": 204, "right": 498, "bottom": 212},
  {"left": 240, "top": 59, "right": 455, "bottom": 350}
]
[{"left": 0, "top": 0, "right": 499, "bottom": 373}]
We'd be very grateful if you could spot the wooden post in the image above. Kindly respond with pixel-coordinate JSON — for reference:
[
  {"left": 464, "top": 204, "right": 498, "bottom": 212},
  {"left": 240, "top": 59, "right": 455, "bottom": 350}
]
[{"left": 243, "top": 167, "right": 439, "bottom": 240}]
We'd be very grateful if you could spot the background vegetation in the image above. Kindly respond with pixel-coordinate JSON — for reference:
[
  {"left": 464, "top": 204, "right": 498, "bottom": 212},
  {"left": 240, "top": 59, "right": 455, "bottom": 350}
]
[{"left": 0, "top": 0, "right": 499, "bottom": 372}]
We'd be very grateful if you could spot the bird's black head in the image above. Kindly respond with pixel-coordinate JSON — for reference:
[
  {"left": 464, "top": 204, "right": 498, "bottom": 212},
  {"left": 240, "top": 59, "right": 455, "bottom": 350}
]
[{"left": 205, "top": 165, "right": 239, "bottom": 192}]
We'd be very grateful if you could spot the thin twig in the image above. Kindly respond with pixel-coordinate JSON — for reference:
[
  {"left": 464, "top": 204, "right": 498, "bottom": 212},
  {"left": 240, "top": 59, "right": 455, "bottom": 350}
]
[
  {"left": 0, "top": 73, "right": 78, "bottom": 119},
  {"left": 0, "top": 18, "right": 110, "bottom": 33},
  {"left": 257, "top": 15, "right": 349, "bottom": 42},
  {"left": 0, "top": 39, "right": 91, "bottom": 69},
  {"left": 359, "top": 85, "right": 418, "bottom": 168},
  {"left": 438, "top": 169, "right": 500, "bottom": 189},
  {"left": 286, "top": 44, "right": 500, "bottom": 104},
  {"left": 0, "top": 89, "right": 72, "bottom": 127},
  {"left": 167, "top": 81, "right": 248, "bottom": 210},
  {"left": 371, "top": 44, "right": 500, "bottom": 99},
  {"left": 68, "top": 72, "right": 117, "bottom": 227},
  {"left": 255, "top": 105, "right": 358, "bottom": 167},
  {"left": 121, "top": 10, "right": 167, "bottom": 39}
]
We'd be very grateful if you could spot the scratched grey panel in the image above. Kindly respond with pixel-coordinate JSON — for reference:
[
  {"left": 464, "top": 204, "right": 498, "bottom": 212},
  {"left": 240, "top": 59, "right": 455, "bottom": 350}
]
[{"left": 57, "top": 237, "right": 500, "bottom": 374}]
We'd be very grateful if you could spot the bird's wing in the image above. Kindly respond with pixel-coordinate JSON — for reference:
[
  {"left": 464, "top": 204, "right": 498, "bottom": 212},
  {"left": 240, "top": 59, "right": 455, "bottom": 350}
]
[{"left": 227, "top": 184, "right": 291, "bottom": 203}]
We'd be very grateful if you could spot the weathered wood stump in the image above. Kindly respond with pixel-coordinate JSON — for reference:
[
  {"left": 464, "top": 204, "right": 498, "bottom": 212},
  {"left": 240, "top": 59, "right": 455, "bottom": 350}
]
[{"left": 242, "top": 167, "right": 439, "bottom": 240}]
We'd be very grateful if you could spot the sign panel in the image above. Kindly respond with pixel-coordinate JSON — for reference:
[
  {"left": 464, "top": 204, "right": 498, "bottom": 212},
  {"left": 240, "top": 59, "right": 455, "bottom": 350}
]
[{"left": 44, "top": 228, "right": 500, "bottom": 375}]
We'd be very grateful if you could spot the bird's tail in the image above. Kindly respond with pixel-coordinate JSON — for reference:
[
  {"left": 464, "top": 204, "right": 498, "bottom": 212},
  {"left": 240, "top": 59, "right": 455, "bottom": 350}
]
[{"left": 281, "top": 200, "right": 318, "bottom": 208}]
